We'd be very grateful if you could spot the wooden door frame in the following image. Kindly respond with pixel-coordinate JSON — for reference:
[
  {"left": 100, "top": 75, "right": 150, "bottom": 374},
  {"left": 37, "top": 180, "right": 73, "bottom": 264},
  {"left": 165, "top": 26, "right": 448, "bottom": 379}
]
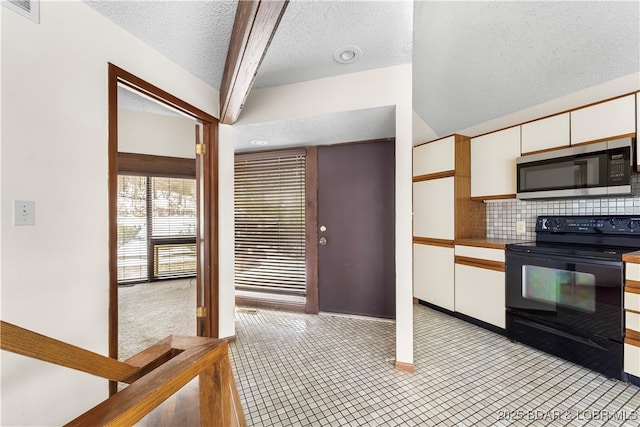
[{"left": 108, "top": 63, "right": 219, "bottom": 394}]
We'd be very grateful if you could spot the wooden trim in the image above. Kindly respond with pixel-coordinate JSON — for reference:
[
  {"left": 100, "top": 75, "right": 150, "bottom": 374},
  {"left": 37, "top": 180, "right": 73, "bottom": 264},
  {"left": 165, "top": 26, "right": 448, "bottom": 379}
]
[
  {"left": 221, "top": 335, "right": 237, "bottom": 343},
  {"left": 118, "top": 152, "right": 195, "bottom": 178},
  {"left": 626, "top": 285, "right": 640, "bottom": 295},
  {"left": 395, "top": 361, "right": 415, "bottom": 372},
  {"left": 521, "top": 144, "right": 571, "bottom": 157},
  {"left": 235, "top": 147, "right": 306, "bottom": 161},
  {"left": 627, "top": 279, "right": 640, "bottom": 290},
  {"left": 625, "top": 335, "right": 640, "bottom": 348},
  {"left": 414, "top": 133, "right": 460, "bottom": 148},
  {"left": 305, "top": 146, "right": 319, "bottom": 314},
  {"left": 413, "top": 297, "right": 418, "bottom": 304},
  {"left": 455, "top": 256, "right": 505, "bottom": 272},
  {"left": 219, "top": 0, "right": 288, "bottom": 124},
  {"left": 108, "top": 64, "right": 220, "bottom": 394},
  {"left": 626, "top": 309, "right": 640, "bottom": 315},
  {"left": 454, "top": 239, "right": 508, "bottom": 250},
  {"left": 470, "top": 194, "right": 516, "bottom": 201},
  {"left": 470, "top": 91, "right": 640, "bottom": 139},
  {"left": 236, "top": 296, "right": 307, "bottom": 313},
  {"left": 109, "top": 64, "right": 216, "bottom": 123},
  {"left": 412, "top": 237, "right": 455, "bottom": 248},
  {"left": 453, "top": 134, "right": 486, "bottom": 239},
  {"left": 626, "top": 329, "right": 640, "bottom": 341},
  {"left": 412, "top": 170, "right": 455, "bottom": 182},
  {"left": 623, "top": 253, "right": 640, "bottom": 263}
]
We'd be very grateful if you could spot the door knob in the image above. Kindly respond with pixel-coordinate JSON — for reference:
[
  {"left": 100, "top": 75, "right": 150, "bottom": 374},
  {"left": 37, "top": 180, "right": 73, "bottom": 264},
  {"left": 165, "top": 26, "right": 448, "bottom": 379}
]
[{"left": 319, "top": 237, "right": 327, "bottom": 245}]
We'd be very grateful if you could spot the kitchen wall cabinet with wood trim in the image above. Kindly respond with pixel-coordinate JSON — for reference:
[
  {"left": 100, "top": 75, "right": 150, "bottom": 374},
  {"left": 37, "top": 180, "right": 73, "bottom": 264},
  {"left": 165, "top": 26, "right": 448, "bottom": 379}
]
[
  {"left": 570, "top": 94, "right": 636, "bottom": 146},
  {"left": 454, "top": 245, "right": 505, "bottom": 329},
  {"left": 521, "top": 113, "right": 570, "bottom": 154},
  {"left": 637, "top": 93, "right": 640, "bottom": 173},
  {"left": 470, "top": 126, "right": 521, "bottom": 200},
  {"left": 412, "top": 134, "right": 485, "bottom": 310},
  {"left": 623, "top": 254, "right": 640, "bottom": 379},
  {"left": 413, "top": 135, "right": 455, "bottom": 177}
]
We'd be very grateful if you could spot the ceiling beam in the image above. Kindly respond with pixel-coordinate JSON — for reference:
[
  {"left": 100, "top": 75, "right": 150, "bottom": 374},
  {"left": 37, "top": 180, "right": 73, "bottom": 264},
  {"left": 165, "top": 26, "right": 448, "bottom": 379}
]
[{"left": 219, "top": 0, "right": 288, "bottom": 125}]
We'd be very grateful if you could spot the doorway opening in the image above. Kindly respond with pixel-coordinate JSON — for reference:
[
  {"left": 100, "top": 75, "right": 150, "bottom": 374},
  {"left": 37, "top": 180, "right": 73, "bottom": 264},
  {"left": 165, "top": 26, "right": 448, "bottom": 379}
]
[{"left": 108, "top": 64, "right": 219, "bottom": 393}]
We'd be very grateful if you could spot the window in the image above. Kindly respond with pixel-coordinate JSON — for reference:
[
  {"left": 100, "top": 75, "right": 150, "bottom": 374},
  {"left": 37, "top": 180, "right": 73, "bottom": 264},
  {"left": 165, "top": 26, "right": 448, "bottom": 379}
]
[
  {"left": 117, "top": 175, "right": 196, "bottom": 283},
  {"left": 234, "top": 152, "right": 306, "bottom": 295}
]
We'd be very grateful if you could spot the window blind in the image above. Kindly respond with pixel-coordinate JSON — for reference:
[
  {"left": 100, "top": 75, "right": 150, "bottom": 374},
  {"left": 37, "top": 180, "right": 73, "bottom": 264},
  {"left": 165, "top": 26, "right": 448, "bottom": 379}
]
[
  {"left": 117, "top": 175, "right": 197, "bottom": 283},
  {"left": 117, "top": 175, "right": 148, "bottom": 282},
  {"left": 234, "top": 153, "right": 306, "bottom": 294}
]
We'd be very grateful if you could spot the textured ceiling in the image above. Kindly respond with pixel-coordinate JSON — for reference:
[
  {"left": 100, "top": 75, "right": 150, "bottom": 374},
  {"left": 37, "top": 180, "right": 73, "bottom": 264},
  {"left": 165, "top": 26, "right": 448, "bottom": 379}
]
[
  {"left": 413, "top": 1, "right": 640, "bottom": 137},
  {"left": 233, "top": 106, "right": 396, "bottom": 152},
  {"left": 89, "top": 1, "right": 639, "bottom": 150},
  {"left": 253, "top": 0, "right": 412, "bottom": 88},
  {"left": 117, "top": 85, "right": 186, "bottom": 118}
]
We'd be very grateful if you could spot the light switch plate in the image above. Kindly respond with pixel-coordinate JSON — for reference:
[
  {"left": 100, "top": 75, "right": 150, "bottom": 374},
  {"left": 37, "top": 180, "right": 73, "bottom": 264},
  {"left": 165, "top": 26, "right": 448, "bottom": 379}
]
[
  {"left": 14, "top": 200, "right": 35, "bottom": 226},
  {"left": 516, "top": 220, "right": 526, "bottom": 235}
]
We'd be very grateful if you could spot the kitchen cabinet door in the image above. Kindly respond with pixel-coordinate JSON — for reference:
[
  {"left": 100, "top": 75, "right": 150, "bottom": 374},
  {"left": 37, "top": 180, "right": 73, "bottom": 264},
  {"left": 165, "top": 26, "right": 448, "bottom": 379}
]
[
  {"left": 471, "top": 126, "right": 520, "bottom": 199},
  {"left": 413, "top": 136, "right": 455, "bottom": 177},
  {"left": 521, "top": 113, "right": 570, "bottom": 154},
  {"left": 454, "top": 263, "right": 505, "bottom": 328},
  {"left": 413, "top": 177, "right": 454, "bottom": 240},
  {"left": 571, "top": 94, "right": 636, "bottom": 145},
  {"left": 637, "top": 93, "right": 639, "bottom": 172},
  {"left": 414, "top": 244, "right": 454, "bottom": 311}
]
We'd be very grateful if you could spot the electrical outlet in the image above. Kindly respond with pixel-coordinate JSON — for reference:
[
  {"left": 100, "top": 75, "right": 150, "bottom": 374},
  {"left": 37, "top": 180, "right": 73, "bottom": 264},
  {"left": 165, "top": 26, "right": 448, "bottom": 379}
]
[
  {"left": 14, "top": 200, "right": 35, "bottom": 226},
  {"left": 516, "top": 220, "right": 526, "bottom": 235}
]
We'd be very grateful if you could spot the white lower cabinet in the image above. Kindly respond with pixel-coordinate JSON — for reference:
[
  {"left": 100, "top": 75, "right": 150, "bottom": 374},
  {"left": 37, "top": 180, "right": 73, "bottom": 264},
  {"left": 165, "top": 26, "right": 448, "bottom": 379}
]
[
  {"left": 413, "top": 244, "right": 454, "bottom": 311},
  {"left": 454, "top": 263, "right": 505, "bottom": 328}
]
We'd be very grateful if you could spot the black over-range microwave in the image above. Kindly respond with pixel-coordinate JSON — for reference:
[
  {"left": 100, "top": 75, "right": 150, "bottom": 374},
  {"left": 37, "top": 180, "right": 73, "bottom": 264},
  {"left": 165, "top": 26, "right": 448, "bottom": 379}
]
[{"left": 516, "top": 137, "right": 635, "bottom": 200}]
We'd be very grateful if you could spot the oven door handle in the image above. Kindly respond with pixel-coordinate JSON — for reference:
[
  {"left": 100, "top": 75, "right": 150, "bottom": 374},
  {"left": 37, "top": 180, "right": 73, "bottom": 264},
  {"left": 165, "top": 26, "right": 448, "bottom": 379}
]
[{"left": 506, "top": 251, "right": 623, "bottom": 269}]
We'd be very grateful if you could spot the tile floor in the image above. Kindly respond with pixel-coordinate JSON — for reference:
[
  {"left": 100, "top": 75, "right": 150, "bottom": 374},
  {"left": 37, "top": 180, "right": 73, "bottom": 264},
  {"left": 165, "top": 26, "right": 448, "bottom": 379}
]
[{"left": 228, "top": 304, "right": 640, "bottom": 426}]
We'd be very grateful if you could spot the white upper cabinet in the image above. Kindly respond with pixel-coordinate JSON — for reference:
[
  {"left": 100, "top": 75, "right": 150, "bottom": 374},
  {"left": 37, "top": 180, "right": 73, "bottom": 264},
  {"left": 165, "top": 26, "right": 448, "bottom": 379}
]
[
  {"left": 471, "top": 126, "right": 521, "bottom": 198},
  {"left": 413, "top": 135, "right": 455, "bottom": 176},
  {"left": 521, "top": 113, "right": 570, "bottom": 154},
  {"left": 571, "top": 94, "right": 636, "bottom": 145},
  {"left": 637, "top": 93, "right": 640, "bottom": 172},
  {"left": 413, "top": 177, "right": 455, "bottom": 240}
]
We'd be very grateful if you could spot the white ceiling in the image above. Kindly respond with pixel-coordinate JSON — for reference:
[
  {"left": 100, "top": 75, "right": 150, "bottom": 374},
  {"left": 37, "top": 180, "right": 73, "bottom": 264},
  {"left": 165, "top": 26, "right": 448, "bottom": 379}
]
[{"left": 88, "top": 1, "right": 639, "bottom": 150}]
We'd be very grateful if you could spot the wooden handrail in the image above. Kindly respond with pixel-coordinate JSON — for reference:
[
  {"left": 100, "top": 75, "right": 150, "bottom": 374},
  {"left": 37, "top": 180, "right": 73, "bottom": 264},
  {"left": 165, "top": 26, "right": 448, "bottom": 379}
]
[
  {"left": 0, "top": 321, "right": 139, "bottom": 382},
  {"left": 1, "top": 320, "right": 247, "bottom": 426}
]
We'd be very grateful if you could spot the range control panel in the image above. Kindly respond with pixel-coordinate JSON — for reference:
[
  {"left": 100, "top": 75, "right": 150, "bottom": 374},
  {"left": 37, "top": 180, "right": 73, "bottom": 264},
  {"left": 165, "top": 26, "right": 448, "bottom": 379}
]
[{"left": 536, "top": 215, "right": 640, "bottom": 234}]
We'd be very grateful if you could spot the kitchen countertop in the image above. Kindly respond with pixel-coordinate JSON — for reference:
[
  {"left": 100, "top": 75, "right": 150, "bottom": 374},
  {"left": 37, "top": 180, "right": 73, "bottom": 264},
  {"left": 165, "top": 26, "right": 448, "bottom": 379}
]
[
  {"left": 455, "top": 238, "right": 530, "bottom": 249},
  {"left": 622, "top": 250, "right": 640, "bottom": 263}
]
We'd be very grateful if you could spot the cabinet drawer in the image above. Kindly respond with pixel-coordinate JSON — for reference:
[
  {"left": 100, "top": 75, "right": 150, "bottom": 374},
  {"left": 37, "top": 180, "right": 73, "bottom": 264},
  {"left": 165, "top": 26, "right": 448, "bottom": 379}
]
[
  {"left": 414, "top": 244, "right": 454, "bottom": 311},
  {"left": 413, "top": 178, "right": 454, "bottom": 240},
  {"left": 571, "top": 95, "right": 636, "bottom": 145},
  {"left": 413, "top": 136, "right": 455, "bottom": 176},
  {"left": 627, "top": 311, "right": 640, "bottom": 333},
  {"left": 455, "top": 245, "right": 504, "bottom": 263},
  {"left": 626, "top": 292, "right": 640, "bottom": 312},
  {"left": 454, "top": 264, "right": 505, "bottom": 328},
  {"left": 624, "top": 344, "right": 640, "bottom": 377},
  {"left": 627, "top": 263, "right": 640, "bottom": 281}
]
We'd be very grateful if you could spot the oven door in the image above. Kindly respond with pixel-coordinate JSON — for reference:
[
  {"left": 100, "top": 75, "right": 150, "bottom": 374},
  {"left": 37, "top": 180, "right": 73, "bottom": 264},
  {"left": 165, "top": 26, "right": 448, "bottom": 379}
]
[{"left": 505, "top": 249, "right": 623, "bottom": 341}]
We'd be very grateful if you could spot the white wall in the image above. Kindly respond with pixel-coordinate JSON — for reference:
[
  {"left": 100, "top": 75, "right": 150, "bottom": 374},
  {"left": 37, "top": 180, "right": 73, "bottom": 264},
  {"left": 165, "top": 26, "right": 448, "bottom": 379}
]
[
  {"left": 0, "top": 1, "right": 219, "bottom": 425},
  {"left": 118, "top": 109, "right": 197, "bottom": 158},
  {"left": 241, "top": 64, "right": 415, "bottom": 366}
]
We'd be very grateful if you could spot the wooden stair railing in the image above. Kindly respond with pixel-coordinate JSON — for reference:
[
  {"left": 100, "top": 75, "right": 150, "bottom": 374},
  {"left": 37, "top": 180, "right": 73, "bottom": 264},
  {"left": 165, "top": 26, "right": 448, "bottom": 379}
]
[{"left": 0, "top": 321, "right": 247, "bottom": 427}]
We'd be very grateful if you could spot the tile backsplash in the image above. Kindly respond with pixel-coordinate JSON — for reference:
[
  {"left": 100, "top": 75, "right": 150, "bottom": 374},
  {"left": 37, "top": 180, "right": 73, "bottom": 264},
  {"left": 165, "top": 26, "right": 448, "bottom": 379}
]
[{"left": 486, "top": 173, "right": 640, "bottom": 240}]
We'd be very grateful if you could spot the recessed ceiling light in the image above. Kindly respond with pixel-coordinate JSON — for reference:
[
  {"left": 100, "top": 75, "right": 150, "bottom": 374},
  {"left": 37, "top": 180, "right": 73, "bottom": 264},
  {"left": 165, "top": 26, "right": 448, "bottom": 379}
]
[
  {"left": 250, "top": 139, "right": 268, "bottom": 146},
  {"left": 333, "top": 45, "right": 362, "bottom": 64}
]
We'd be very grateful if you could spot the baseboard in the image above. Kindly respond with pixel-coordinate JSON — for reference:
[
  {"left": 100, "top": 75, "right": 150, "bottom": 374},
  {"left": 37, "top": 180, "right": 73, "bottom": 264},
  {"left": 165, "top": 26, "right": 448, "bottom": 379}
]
[
  {"left": 221, "top": 335, "right": 237, "bottom": 343},
  {"left": 626, "top": 373, "right": 640, "bottom": 387},
  {"left": 417, "top": 299, "right": 507, "bottom": 336},
  {"left": 236, "top": 296, "right": 307, "bottom": 313},
  {"left": 413, "top": 297, "right": 418, "bottom": 304},
  {"left": 395, "top": 361, "right": 415, "bottom": 372}
]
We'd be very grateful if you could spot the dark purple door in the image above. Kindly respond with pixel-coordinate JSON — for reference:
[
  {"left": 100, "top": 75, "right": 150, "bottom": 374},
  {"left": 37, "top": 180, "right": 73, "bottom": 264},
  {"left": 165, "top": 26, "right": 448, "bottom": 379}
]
[{"left": 317, "top": 140, "right": 395, "bottom": 318}]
